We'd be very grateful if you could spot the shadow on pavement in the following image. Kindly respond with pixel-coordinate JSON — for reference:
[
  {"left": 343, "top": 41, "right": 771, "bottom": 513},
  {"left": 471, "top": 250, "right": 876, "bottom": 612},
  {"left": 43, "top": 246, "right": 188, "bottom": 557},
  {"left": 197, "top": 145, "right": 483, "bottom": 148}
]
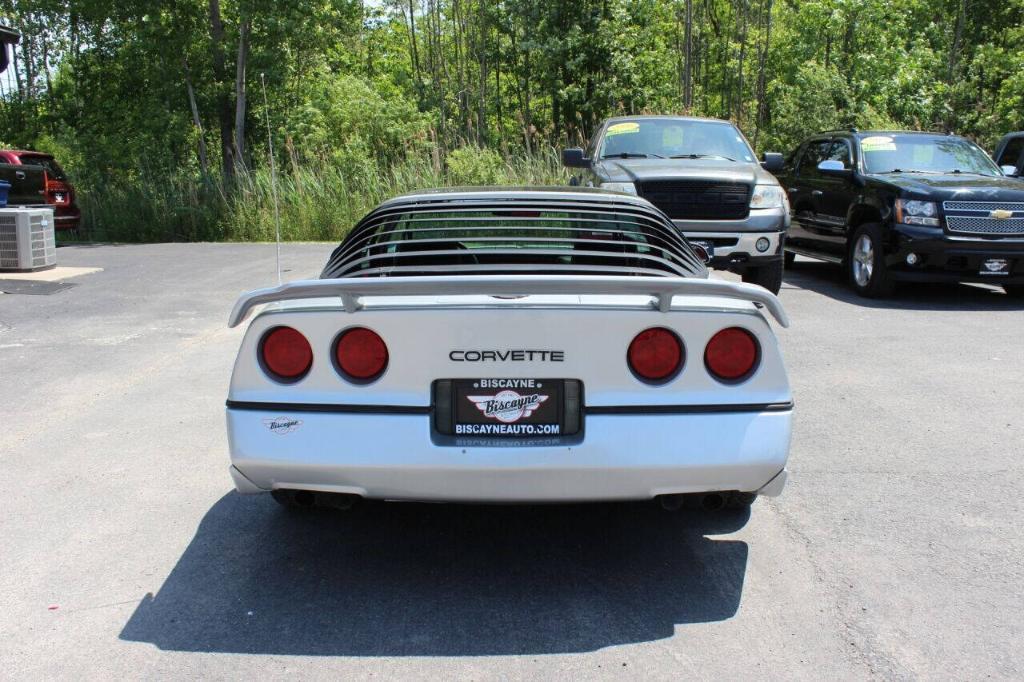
[
  {"left": 783, "top": 259, "right": 1023, "bottom": 311},
  {"left": 121, "top": 493, "right": 750, "bottom": 656}
]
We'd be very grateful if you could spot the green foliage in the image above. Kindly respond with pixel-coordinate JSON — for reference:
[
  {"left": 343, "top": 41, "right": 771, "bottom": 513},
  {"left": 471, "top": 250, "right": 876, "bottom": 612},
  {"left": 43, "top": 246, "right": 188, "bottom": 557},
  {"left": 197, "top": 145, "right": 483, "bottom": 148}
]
[
  {"left": 445, "top": 146, "right": 507, "bottom": 185},
  {"left": 3, "top": 0, "right": 1022, "bottom": 242},
  {"left": 72, "top": 146, "right": 567, "bottom": 242},
  {"left": 281, "top": 72, "right": 430, "bottom": 165}
]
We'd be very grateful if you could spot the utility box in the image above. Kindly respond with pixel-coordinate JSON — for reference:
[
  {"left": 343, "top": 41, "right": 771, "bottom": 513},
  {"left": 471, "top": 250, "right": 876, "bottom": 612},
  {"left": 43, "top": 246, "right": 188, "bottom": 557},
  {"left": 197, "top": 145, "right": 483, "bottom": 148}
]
[{"left": 0, "top": 207, "right": 57, "bottom": 272}]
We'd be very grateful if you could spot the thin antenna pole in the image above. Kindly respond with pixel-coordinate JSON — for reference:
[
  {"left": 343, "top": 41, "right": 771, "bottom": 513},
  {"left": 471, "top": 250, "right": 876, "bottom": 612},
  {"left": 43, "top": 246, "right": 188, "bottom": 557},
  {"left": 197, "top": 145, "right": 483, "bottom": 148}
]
[{"left": 260, "top": 72, "right": 283, "bottom": 285}]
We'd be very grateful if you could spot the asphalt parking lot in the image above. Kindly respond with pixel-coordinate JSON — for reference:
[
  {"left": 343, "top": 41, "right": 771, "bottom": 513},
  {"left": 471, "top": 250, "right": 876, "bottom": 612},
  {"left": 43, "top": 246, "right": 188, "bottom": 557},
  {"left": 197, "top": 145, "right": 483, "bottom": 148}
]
[{"left": 2, "top": 243, "right": 1022, "bottom": 679}]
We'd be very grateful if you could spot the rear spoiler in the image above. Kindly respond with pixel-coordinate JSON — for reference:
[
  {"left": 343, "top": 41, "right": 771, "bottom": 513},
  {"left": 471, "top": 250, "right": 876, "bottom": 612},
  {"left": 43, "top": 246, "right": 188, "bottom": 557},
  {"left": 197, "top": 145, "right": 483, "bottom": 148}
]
[{"left": 228, "top": 275, "right": 789, "bottom": 329}]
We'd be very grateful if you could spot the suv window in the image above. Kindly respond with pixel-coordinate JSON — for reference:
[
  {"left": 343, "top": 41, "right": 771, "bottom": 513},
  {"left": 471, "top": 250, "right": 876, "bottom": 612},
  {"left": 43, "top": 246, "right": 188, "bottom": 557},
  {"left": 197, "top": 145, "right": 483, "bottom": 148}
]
[
  {"left": 797, "top": 140, "right": 832, "bottom": 175},
  {"left": 997, "top": 136, "right": 1023, "bottom": 169},
  {"left": 826, "top": 140, "right": 853, "bottom": 168},
  {"left": 17, "top": 154, "right": 67, "bottom": 180}
]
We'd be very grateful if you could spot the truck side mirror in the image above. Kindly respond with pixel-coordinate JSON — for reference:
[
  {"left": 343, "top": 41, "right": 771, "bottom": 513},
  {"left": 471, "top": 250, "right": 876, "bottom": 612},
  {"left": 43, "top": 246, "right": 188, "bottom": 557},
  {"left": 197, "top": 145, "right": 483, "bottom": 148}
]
[
  {"left": 817, "top": 159, "right": 853, "bottom": 178},
  {"left": 761, "top": 152, "right": 784, "bottom": 173},
  {"left": 562, "top": 148, "right": 589, "bottom": 168}
]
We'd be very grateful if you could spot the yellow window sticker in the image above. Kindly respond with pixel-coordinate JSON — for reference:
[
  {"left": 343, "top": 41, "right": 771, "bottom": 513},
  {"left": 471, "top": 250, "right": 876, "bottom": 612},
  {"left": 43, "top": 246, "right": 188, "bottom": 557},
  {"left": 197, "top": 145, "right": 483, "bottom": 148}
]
[
  {"left": 861, "top": 135, "right": 896, "bottom": 152},
  {"left": 606, "top": 122, "right": 640, "bottom": 137}
]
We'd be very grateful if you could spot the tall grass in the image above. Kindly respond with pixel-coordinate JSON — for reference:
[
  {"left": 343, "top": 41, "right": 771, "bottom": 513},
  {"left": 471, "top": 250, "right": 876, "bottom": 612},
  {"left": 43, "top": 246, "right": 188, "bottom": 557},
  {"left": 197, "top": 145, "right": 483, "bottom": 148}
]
[{"left": 74, "top": 146, "right": 569, "bottom": 243}]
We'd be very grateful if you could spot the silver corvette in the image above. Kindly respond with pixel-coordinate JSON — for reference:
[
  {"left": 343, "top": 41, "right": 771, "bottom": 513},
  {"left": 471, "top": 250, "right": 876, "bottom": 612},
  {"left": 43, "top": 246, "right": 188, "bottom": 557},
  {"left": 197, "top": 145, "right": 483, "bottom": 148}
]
[{"left": 225, "top": 188, "right": 792, "bottom": 511}]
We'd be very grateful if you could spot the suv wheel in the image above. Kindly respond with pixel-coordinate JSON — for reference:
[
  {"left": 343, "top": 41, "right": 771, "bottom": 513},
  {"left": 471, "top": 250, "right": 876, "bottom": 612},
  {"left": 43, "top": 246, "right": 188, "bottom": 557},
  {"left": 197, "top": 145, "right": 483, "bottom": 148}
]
[
  {"left": 742, "top": 260, "right": 783, "bottom": 294},
  {"left": 783, "top": 250, "right": 796, "bottom": 268},
  {"left": 848, "top": 223, "right": 895, "bottom": 297}
]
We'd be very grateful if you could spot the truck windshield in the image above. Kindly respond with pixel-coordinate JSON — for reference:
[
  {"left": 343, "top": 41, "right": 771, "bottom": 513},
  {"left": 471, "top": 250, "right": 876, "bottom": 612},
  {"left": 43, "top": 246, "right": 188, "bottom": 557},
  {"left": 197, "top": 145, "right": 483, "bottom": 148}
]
[
  {"left": 599, "top": 119, "right": 756, "bottom": 163},
  {"left": 860, "top": 135, "right": 1000, "bottom": 176}
]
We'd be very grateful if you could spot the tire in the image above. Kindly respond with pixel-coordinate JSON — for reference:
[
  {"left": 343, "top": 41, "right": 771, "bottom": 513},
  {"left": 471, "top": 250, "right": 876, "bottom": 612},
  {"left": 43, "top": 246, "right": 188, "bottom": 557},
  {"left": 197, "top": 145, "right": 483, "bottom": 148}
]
[
  {"left": 1003, "top": 285, "right": 1024, "bottom": 298},
  {"left": 742, "top": 259, "right": 784, "bottom": 294},
  {"left": 847, "top": 223, "right": 895, "bottom": 298},
  {"left": 783, "top": 250, "right": 796, "bottom": 268}
]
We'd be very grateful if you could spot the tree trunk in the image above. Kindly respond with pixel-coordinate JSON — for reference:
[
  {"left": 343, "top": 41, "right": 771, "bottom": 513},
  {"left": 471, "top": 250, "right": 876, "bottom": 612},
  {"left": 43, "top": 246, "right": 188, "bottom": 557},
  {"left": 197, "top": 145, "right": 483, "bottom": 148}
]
[
  {"left": 21, "top": 33, "right": 34, "bottom": 101},
  {"left": 11, "top": 41, "right": 23, "bottom": 99},
  {"left": 736, "top": 0, "right": 747, "bottom": 125},
  {"left": 947, "top": 0, "right": 966, "bottom": 83},
  {"left": 753, "top": 0, "right": 773, "bottom": 149},
  {"left": 684, "top": 0, "right": 693, "bottom": 110},
  {"left": 208, "top": 0, "right": 235, "bottom": 179},
  {"left": 184, "top": 59, "right": 210, "bottom": 177},
  {"left": 404, "top": 0, "right": 423, "bottom": 103},
  {"left": 234, "top": 17, "right": 250, "bottom": 170}
]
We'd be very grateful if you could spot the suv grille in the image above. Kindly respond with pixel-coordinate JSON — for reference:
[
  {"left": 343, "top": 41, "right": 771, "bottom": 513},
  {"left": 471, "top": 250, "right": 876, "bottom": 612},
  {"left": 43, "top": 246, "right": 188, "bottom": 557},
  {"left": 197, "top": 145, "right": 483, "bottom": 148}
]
[
  {"left": 636, "top": 181, "right": 751, "bottom": 220},
  {"left": 943, "top": 201, "right": 1024, "bottom": 236}
]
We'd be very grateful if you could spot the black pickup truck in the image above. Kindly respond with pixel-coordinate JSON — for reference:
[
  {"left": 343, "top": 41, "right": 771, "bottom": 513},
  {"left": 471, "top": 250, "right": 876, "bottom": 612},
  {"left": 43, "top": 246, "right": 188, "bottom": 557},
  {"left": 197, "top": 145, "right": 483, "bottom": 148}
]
[
  {"left": 0, "top": 163, "right": 47, "bottom": 207},
  {"left": 777, "top": 130, "right": 1024, "bottom": 297}
]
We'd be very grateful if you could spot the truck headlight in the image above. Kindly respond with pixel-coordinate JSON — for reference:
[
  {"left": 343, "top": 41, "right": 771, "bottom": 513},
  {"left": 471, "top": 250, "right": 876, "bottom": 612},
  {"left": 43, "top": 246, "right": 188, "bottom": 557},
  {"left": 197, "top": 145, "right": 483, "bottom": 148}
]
[
  {"left": 599, "top": 182, "right": 638, "bottom": 195},
  {"left": 895, "top": 199, "right": 940, "bottom": 227},
  {"left": 750, "top": 184, "right": 785, "bottom": 209}
]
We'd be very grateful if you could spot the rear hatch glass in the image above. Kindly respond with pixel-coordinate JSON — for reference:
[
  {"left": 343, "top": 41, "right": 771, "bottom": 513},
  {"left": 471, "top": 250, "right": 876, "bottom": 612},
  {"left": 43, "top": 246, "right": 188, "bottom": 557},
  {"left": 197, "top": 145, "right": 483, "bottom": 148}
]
[{"left": 18, "top": 155, "right": 67, "bottom": 181}]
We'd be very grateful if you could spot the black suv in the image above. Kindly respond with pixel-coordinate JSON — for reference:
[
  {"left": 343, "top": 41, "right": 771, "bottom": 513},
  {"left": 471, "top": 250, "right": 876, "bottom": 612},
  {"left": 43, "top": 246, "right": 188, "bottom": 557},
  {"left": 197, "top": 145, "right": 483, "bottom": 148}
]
[{"left": 777, "top": 130, "right": 1024, "bottom": 297}]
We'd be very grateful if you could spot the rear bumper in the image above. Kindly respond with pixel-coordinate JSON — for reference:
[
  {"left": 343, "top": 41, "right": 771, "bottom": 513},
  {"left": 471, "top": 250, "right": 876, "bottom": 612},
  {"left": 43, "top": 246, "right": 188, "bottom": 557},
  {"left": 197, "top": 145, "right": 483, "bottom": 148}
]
[
  {"left": 226, "top": 406, "right": 792, "bottom": 502},
  {"left": 889, "top": 225, "right": 1024, "bottom": 284},
  {"left": 53, "top": 206, "right": 81, "bottom": 231}
]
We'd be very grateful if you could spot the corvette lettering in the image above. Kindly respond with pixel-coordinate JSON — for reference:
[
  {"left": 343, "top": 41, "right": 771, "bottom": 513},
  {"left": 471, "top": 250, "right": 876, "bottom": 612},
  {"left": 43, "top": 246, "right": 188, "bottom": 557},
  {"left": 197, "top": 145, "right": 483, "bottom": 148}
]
[{"left": 450, "top": 350, "right": 564, "bottom": 362}]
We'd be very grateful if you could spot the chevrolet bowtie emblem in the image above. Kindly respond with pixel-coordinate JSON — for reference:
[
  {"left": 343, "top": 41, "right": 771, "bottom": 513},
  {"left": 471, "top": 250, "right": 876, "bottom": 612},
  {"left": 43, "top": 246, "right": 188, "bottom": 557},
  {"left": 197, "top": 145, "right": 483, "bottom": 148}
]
[{"left": 989, "top": 209, "right": 1013, "bottom": 219}]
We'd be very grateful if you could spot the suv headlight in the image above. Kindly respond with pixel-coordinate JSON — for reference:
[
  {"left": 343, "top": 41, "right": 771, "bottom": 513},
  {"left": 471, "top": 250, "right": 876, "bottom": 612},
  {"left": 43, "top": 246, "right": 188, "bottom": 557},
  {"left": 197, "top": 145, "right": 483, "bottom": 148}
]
[
  {"left": 895, "top": 199, "right": 940, "bottom": 227},
  {"left": 750, "top": 184, "right": 785, "bottom": 209},
  {"left": 599, "top": 182, "right": 637, "bottom": 195}
]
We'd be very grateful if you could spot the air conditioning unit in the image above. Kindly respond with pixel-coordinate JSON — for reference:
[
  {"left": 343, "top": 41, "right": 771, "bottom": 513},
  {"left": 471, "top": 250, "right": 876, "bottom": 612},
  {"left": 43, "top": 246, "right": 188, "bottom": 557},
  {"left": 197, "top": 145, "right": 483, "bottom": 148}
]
[{"left": 0, "top": 207, "right": 56, "bottom": 272}]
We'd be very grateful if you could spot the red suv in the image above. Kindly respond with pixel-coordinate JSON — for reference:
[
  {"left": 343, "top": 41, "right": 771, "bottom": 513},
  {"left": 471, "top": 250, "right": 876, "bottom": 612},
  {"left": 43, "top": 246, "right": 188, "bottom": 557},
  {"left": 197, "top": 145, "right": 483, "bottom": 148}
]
[{"left": 0, "top": 150, "right": 81, "bottom": 231}]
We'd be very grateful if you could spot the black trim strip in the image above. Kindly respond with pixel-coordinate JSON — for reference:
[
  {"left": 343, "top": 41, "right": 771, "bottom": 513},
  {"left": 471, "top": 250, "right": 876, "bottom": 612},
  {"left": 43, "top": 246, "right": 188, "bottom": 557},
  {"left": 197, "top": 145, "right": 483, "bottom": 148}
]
[
  {"left": 225, "top": 400, "right": 431, "bottom": 414},
  {"left": 584, "top": 402, "right": 793, "bottom": 415},
  {"left": 227, "top": 399, "right": 793, "bottom": 416}
]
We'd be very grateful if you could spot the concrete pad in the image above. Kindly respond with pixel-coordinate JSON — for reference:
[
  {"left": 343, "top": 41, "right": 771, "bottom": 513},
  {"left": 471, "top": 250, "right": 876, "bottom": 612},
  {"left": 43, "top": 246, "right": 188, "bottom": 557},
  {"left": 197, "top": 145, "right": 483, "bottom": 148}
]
[{"left": 0, "top": 265, "right": 103, "bottom": 281}]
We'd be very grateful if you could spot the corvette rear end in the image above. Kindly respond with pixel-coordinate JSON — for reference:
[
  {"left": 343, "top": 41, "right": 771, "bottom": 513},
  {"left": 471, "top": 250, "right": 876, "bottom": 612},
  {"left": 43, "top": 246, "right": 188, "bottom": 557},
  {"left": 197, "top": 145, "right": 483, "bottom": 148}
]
[{"left": 225, "top": 189, "right": 792, "bottom": 509}]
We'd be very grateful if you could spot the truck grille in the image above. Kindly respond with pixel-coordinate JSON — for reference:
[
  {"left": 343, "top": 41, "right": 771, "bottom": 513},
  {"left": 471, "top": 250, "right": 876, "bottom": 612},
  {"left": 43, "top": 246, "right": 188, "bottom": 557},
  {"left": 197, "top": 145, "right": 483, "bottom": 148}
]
[
  {"left": 943, "top": 201, "right": 1024, "bottom": 236},
  {"left": 636, "top": 181, "right": 751, "bottom": 220}
]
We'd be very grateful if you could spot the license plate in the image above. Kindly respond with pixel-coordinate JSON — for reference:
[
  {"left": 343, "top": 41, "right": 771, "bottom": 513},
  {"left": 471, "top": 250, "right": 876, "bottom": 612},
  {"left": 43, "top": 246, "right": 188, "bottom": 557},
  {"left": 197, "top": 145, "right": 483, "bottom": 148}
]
[
  {"left": 433, "top": 379, "right": 581, "bottom": 437},
  {"left": 980, "top": 258, "right": 1010, "bottom": 276}
]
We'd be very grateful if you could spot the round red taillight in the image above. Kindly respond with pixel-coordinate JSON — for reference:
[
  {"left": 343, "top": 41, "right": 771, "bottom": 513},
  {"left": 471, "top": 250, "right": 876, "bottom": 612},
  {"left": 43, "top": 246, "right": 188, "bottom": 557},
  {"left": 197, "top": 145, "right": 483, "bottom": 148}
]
[
  {"left": 259, "top": 326, "right": 313, "bottom": 382},
  {"left": 628, "top": 327, "right": 684, "bottom": 383},
  {"left": 334, "top": 327, "right": 389, "bottom": 382},
  {"left": 704, "top": 327, "right": 760, "bottom": 382}
]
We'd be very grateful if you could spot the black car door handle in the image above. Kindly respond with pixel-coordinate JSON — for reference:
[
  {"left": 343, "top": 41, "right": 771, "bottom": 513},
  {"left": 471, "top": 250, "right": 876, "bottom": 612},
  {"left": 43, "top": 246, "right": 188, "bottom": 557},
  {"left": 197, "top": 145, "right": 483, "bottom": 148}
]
[
  {"left": 811, "top": 190, "right": 823, "bottom": 197},
  {"left": 787, "top": 187, "right": 798, "bottom": 193},
  {"left": 15, "top": 171, "right": 26, "bottom": 179}
]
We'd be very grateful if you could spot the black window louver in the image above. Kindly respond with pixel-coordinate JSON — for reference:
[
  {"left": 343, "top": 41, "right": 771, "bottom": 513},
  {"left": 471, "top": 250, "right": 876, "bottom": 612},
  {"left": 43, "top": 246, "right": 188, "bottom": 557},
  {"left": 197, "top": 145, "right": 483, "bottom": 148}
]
[{"left": 320, "top": 191, "right": 707, "bottom": 280}]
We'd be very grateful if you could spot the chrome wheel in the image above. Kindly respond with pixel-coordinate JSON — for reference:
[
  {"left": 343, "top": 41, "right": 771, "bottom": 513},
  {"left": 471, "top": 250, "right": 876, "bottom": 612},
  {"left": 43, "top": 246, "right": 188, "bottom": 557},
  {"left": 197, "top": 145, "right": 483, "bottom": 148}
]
[{"left": 852, "top": 234, "right": 874, "bottom": 287}]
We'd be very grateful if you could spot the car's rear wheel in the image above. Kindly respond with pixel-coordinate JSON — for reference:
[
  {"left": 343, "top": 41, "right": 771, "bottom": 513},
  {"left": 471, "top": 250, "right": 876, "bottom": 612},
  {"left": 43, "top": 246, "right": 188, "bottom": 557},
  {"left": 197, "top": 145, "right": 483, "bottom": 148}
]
[
  {"left": 742, "top": 259, "right": 783, "bottom": 294},
  {"left": 848, "top": 223, "right": 895, "bottom": 297},
  {"left": 783, "top": 250, "right": 796, "bottom": 268},
  {"left": 1003, "top": 285, "right": 1024, "bottom": 298}
]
